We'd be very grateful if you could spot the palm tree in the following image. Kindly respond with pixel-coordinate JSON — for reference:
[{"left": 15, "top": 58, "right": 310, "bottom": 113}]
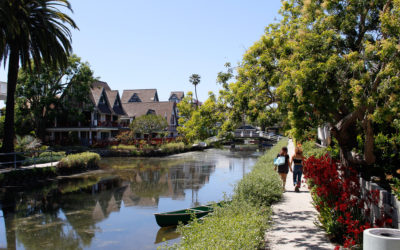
[
  {"left": 0, "top": 0, "right": 78, "bottom": 153},
  {"left": 189, "top": 74, "right": 200, "bottom": 108}
]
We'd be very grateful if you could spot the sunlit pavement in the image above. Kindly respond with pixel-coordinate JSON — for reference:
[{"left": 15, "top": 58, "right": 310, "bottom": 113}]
[{"left": 265, "top": 139, "right": 334, "bottom": 250}]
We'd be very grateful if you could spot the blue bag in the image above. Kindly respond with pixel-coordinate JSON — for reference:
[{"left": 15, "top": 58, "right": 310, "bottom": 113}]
[{"left": 274, "top": 156, "right": 286, "bottom": 166}]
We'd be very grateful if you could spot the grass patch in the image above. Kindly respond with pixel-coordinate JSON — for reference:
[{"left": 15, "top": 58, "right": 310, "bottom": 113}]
[
  {"left": 160, "top": 142, "right": 186, "bottom": 154},
  {"left": 38, "top": 151, "right": 66, "bottom": 158},
  {"left": 110, "top": 144, "right": 138, "bottom": 151},
  {"left": 57, "top": 152, "right": 100, "bottom": 169},
  {"left": 163, "top": 138, "right": 287, "bottom": 249}
]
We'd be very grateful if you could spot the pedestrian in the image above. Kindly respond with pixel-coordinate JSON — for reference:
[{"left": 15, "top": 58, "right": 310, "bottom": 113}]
[
  {"left": 274, "top": 147, "right": 291, "bottom": 191},
  {"left": 290, "top": 146, "right": 304, "bottom": 192}
]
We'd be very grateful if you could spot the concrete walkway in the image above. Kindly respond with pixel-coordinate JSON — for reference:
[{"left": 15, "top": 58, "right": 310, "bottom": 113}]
[{"left": 265, "top": 139, "right": 335, "bottom": 250}]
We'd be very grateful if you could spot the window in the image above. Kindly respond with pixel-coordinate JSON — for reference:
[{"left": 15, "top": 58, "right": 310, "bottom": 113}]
[
  {"left": 147, "top": 109, "right": 156, "bottom": 115},
  {"left": 99, "top": 96, "right": 105, "bottom": 104},
  {"left": 114, "top": 99, "right": 120, "bottom": 107},
  {"left": 129, "top": 93, "right": 141, "bottom": 102}
]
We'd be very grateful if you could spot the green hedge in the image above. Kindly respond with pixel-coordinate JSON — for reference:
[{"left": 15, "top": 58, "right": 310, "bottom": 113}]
[
  {"left": 160, "top": 142, "right": 185, "bottom": 154},
  {"left": 164, "top": 139, "right": 287, "bottom": 249},
  {"left": 301, "top": 141, "right": 329, "bottom": 158},
  {"left": 234, "top": 139, "right": 287, "bottom": 206},
  {"left": 57, "top": 152, "right": 100, "bottom": 169},
  {"left": 110, "top": 145, "right": 137, "bottom": 151},
  {"left": 39, "top": 151, "right": 66, "bottom": 158}
]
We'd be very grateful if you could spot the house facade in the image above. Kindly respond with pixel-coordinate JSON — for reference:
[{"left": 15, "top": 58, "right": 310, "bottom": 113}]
[
  {"left": 47, "top": 81, "right": 128, "bottom": 145},
  {"left": 46, "top": 81, "right": 183, "bottom": 145},
  {"left": 122, "top": 102, "right": 179, "bottom": 138}
]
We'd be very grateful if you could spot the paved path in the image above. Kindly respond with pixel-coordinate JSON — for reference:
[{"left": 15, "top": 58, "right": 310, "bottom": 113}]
[{"left": 265, "top": 139, "right": 335, "bottom": 250}]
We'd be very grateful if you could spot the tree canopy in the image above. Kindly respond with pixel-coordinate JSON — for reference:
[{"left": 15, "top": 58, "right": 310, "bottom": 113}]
[
  {"left": 214, "top": 0, "right": 400, "bottom": 173},
  {"left": 0, "top": 0, "right": 78, "bottom": 152},
  {"left": 177, "top": 91, "right": 223, "bottom": 142},
  {"left": 16, "top": 55, "right": 95, "bottom": 139},
  {"left": 130, "top": 114, "right": 168, "bottom": 139}
]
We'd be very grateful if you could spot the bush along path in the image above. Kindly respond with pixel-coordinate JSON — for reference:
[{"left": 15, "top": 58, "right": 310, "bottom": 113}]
[
  {"left": 163, "top": 139, "right": 287, "bottom": 249},
  {"left": 265, "top": 139, "right": 334, "bottom": 250}
]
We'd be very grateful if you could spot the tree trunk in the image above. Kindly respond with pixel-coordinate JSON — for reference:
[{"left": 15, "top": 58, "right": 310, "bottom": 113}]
[
  {"left": 1, "top": 46, "right": 19, "bottom": 153},
  {"left": 331, "top": 106, "right": 376, "bottom": 168},
  {"left": 195, "top": 85, "right": 198, "bottom": 109}
]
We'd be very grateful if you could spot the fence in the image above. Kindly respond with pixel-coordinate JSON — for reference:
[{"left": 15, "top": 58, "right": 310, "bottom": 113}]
[
  {"left": 0, "top": 150, "right": 61, "bottom": 170},
  {"left": 359, "top": 176, "right": 400, "bottom": 229}
]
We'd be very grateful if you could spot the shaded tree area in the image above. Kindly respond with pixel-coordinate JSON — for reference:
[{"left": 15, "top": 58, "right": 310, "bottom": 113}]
[
  {"left": 16, "top": 55, "right": 95, "bottom": 140},
  {"left": 0, "top": 0, "right": 78, "bottom": 153}
]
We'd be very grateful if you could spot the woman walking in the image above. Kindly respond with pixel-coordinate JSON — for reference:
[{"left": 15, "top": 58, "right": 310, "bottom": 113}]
[
  {"left": 290, "top": 147, "right": 304, "bottom": 192},
  {"left": 274, "top": 147, "right": 291, "bottom": 191}
]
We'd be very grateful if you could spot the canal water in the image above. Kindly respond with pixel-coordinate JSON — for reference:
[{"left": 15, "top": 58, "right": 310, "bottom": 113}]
[{"left": 0, "top": 148, "right": 262, "bottom": 249}]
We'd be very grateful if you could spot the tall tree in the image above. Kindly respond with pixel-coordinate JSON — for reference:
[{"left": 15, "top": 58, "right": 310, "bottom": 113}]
[
  {"left": 177, "top": 91, "right": 223, "bottom": 142},
  {"left": 16, "top": 55, "right": 95, "bottom": 139},
  {"left": 230, "top": 0, "right": 400, "bottom": 172},
  {"left": 189, "top": 74, "right": 201, "bottom": 107},
  {"left": 0, "top": 0, "right": 78, "bottom": 153}
]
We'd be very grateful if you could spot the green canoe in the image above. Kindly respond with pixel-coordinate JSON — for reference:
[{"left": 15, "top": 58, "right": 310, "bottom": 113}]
[{"left": 154, "top": 205, "right": 214, "bottom": 227}]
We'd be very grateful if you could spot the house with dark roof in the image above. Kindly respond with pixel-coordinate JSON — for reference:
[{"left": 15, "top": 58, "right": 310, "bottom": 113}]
[
  {"left": 169, "top": 91, "right": 184, "bottom": 103},
  {"left": 121, "top": 101, "right": 179, "bottom": 138},
  {"left": 121, "top": 89, "right": 159, "bottom": 103},
  {"left": 46, "top": 81, "right": 127, "bottom": 145},
  {"left": 46, "top": 80, "right": 183, "bottom": 144}
]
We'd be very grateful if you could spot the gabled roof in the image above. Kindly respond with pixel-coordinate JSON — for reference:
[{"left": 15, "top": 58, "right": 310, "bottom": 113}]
[
  {"left": 122, "top": 102, "right": 177, "bottom": 125},
  {"left": 169, "top": 91, "right": 184, "bottom": 101},
  {"left": 89, "top": 83, "right": 112, "bottom": 114},
  {"left": 106, "top": 90, "right": 126, "bottom": 115},
  {"left": 92, "top": 80, "right": 111, "bottom": 91},
  {"left": 121, "top": 89, "right": 158, "bottom": 103}
]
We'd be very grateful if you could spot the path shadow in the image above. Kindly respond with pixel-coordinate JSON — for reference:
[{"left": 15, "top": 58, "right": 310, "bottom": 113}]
[{"left": 266, "top": 210, "right": 332, "bottom": 249}]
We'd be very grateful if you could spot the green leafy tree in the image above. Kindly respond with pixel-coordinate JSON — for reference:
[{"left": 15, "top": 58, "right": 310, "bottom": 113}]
[
  {"left": 215, "top": 61, "right": 282, "bottom": 135},
  {"left": 0, "top": 0, "right": 78, "bottom": 153},
  {"left": 178, "top": 92, "right": 223, "bottom": 142},
  {"left": 177, "top": 91, "right": 196, "bottom": 126},
  {"left": 276, "top": 0, "right": 400, "bottom": 168},
  {"left": 230, "top": 0, "right": 400, "bottom": 172},
  {"left": 16, "top": 55, "right": 95, "bottom": 139},
  {"left": 189, "top": 74, "right": 201, "bottom": 107},
  {"left": 130, "top": 114, "right": 168, "bottom": 141}
]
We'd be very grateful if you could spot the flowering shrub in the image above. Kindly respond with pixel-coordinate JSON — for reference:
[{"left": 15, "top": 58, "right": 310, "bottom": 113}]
[{"left": 304, "top": 155, "right": 392, "bottom": 249}]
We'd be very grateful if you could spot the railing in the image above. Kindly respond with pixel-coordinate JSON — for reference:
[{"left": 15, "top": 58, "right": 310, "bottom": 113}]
[{"left": 0, "top": 150, "right": 60, "bottom": 170}]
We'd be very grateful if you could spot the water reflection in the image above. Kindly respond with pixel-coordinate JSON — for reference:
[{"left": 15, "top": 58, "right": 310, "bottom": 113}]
[{"left": 0, "top": 148, "right": 261, "bottom": 249}]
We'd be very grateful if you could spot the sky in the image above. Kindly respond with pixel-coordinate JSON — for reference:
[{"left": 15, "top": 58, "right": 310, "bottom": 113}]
[{"left": 1, "top": 0, "right": 283, "bottom": 104}]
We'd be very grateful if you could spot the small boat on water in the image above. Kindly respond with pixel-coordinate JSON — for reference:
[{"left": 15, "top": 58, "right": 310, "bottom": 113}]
[{"left": 154, "top": 204, "right": 215, "bottom": 227}]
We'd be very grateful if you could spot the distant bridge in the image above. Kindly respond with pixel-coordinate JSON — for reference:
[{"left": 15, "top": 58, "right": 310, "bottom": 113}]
[
  {"left": 234, "top": 130, "right": 281, "bottom": 140},
  {"left": 207, "top": 130, "right": 281, "bottom": 145}
]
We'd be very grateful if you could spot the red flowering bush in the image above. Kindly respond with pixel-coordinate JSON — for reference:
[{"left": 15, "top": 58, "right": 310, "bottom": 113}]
[{"left": 304, "top": 154, "right": 392, "bottom": 249}]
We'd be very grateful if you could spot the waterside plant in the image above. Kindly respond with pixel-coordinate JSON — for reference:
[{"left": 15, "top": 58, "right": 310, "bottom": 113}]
[
  {"left": 57, "top": 152, "right": 100, "bottom": 170},
  {"left": 163, "top": 138, "right": 287, "bottom": 249}
]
